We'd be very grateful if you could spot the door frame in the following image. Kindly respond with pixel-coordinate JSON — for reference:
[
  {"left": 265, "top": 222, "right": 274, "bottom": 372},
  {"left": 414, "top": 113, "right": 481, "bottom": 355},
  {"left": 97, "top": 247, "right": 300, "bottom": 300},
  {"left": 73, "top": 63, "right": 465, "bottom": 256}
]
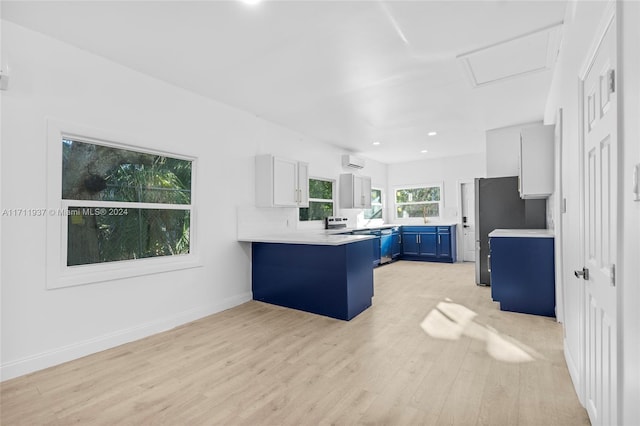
[
  {"left": 554, "top": 108, "right": 564, "bottom": 324},
  {"left": 457, "top": 179, "right": 475, "bottom": 263},
  {"left": 575, "top": 0, "right": 620, "bottom": 419}
]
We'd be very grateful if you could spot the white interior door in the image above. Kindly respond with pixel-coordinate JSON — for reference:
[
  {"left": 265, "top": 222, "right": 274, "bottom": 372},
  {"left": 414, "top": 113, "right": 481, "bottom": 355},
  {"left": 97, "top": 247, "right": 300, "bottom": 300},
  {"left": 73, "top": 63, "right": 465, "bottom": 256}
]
[
  {"left": 580, "top": 11, "right": 618, "bottom": 426},
  {"left": 461, "top": 182, "right": 475, "bottom": 262}
]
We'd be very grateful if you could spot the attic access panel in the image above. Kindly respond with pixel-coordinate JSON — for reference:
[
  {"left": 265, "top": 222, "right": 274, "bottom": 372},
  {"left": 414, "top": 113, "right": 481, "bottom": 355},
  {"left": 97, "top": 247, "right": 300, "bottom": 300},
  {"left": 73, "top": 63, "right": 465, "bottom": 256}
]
[{"left": 457, "top": 22, "right": 563, "bottom": 87}]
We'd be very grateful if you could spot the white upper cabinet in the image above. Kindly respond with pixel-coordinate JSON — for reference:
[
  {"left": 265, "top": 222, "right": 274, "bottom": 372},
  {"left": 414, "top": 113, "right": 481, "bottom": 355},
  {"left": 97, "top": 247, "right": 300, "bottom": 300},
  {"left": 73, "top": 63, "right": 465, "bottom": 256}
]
[
  {"left": 256, "top": 154, "right": 309, "bottom": 207},
  {"left": 340, "top": 173, "right": 372, "bottom": 209},
  {"left": 519, "top": 125, "right": 555, "bottom": 199}
]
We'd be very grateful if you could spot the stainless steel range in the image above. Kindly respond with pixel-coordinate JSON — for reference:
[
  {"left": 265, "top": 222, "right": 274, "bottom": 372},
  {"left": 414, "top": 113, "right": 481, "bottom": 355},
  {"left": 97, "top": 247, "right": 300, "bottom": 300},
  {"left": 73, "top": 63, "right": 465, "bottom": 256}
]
[{"left": 325, "top": 216, "right": 349, "bottom": 230}]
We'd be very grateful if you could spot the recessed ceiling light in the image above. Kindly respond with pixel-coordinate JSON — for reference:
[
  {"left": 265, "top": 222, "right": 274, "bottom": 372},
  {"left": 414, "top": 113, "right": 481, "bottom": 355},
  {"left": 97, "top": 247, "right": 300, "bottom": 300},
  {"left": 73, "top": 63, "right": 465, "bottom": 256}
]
[
  {"left": 428, "top": 131, "right": 437, "bottom": 136},
  {"left": 421, "top": 150, "right": 428, "bottom": 154},
  {"left": 238, "top": 0, "right": 263, "bottom": 5},
  {"left": 373, "top": 141, "right": 381, "bottom": 146}
]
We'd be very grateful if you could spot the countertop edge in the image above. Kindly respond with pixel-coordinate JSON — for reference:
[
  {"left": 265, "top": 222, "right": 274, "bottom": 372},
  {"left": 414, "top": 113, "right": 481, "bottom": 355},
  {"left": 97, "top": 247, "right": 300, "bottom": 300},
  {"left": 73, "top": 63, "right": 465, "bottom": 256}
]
[
  {"left": 238, "top": 234, "right": 376, "bottom": 246},
  {"left": 488, "top": 229, "right": 555, "bottom": 238}
]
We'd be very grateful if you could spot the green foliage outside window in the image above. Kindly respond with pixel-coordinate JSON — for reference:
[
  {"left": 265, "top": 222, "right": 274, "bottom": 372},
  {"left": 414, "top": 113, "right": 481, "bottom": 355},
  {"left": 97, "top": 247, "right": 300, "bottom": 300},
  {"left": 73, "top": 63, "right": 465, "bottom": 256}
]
[
  {"left": 395, "top": 185, "right": 441, "bottom": 219},
  {"left": 395, "top": 187, "right": 440, "bottom": 203},
  {"left": 309, "top": 179, "right": 333, "bottom": 200},
  {"left": 62, "top": 139, "right": 192, "bottom": 266},
  {"left": 299, "top": 178, "right": 334, "bottom": 221}
]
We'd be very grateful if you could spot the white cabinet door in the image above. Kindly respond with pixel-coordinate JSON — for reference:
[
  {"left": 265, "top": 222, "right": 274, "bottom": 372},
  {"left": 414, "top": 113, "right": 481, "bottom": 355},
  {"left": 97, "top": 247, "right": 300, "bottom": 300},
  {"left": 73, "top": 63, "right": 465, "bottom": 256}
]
[
  {"left": 519, "top": 125, "right": 554, "bottom": 199},
  {"left": 297, "top": 162, "right": 309, "bottom": 208},
  {"left": 273, "top": 157, "right": 299, "bottom": 207},
  {"left": 255, "top": 155, "right": 309, "bottom": 207},
  {"left": 359, "top": 176, "right": 372, "bottom": 208},
  {"left": 353, "top": 175, "right": 364, "bottom": 208},
  {"left": 340, "top": 173, "right": 372, "bottom": 208}
]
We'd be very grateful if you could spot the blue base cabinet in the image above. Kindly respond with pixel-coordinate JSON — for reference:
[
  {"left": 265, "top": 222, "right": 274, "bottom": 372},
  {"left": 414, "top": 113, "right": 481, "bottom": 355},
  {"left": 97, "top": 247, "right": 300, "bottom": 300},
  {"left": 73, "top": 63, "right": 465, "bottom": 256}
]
[
  {"left": 252, "top": 240, "right": 374, "bottom": 321},
  {"left": 490, "top": 235, "right": 555, "bottom": 317},
  {"left": 352, "top": 230, "right": 381, "bottom": 266},
  {"left": 400, "top": 225, "right": 456, "bottom": 263}
]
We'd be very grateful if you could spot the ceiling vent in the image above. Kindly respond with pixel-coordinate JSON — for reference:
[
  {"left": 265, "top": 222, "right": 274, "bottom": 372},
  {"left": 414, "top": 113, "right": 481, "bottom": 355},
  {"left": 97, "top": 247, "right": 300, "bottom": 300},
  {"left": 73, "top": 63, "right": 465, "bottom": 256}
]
[
  {"left": 457, "top": 22, "right": 563, "bottom": 88},
  {"left": 342, "top": 154, "right": 365, "bottom": 169}
]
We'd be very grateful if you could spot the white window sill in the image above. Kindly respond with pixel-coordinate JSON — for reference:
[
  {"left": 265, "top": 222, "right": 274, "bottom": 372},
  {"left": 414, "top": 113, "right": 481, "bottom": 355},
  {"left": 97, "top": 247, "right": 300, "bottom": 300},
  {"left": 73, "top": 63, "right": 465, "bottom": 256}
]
[{"left": 47, "top": 254, "right": 202, "bottom": 290}]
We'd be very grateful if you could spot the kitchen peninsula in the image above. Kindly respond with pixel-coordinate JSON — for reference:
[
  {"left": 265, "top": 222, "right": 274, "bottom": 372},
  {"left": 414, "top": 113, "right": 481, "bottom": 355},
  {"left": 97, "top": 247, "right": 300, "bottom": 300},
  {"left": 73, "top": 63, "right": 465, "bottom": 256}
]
[{"left": 239, "top": 232, "right": 375, "bottom": 321}]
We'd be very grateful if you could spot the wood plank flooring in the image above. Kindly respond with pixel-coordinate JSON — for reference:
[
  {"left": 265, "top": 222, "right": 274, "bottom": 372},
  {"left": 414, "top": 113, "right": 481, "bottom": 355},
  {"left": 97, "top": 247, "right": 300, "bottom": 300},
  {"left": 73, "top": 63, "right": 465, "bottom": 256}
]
[{"left": 1, "top": 261, "right": 590, "bottom": 425}]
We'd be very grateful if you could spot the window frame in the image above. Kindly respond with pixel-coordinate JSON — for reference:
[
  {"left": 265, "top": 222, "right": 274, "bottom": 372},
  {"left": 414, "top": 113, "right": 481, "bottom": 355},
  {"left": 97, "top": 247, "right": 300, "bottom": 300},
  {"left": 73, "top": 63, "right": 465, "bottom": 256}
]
[
  {"left": 393, "top": 183, "right": 443, "bottom": 221},
  {"left": 46, "top": 119, "right": 201, "bottom": 289},
  {"left": 298, "top": 177, "right": 335, "bottom": 223},
  {"left": 363, "top": 187, "right": 384, "bottom": 220}
]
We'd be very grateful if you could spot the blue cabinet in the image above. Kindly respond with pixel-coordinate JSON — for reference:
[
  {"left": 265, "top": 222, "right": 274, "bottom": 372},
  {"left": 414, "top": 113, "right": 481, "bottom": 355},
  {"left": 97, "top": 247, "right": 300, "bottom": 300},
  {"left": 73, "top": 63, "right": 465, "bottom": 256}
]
[
  {"left": 353, "top": 230, "right": 381, "bottom": 266},
  {"left": 401, "top": 225, "right": 456, "bottom": 263},
  {"left": 252, "top": 240, "right": 374, "bottom": 320},
  {"left": 489, "top": 234, "right": 555, "bottom": 317},
  {"left": 436, "top": 226, "right": 452, "bottom": 259},
  {"left": 401, "top": 230, "right": 419, "bottom": 255}
]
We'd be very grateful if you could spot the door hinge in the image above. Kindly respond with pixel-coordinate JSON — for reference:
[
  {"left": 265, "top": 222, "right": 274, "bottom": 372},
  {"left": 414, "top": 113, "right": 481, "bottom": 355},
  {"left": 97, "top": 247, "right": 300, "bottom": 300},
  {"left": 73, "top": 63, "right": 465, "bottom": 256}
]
[
  {"left": 609, "top": 69, "right": 616, "bottom": 94},
  {"left": 611, "top": 264, "right": 616, "bottom": 286}
]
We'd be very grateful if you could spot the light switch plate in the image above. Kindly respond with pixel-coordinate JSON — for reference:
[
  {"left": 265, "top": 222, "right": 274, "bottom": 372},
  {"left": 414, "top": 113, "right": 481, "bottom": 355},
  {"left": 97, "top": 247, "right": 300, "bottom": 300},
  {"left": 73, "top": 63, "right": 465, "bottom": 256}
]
[{"left": 0, "top": 66, "right": 9, "bottom": 91}]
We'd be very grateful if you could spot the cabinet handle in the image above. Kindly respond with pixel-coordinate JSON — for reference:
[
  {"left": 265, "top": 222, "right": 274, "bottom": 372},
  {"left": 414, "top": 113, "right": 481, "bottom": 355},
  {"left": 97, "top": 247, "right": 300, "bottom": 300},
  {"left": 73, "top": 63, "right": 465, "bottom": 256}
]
[
  {"left": 438, "top": 235, "right": 441, "bottom": 245},
  {"left": 487, "top": 255, "right": 491, "bottom": 272}
]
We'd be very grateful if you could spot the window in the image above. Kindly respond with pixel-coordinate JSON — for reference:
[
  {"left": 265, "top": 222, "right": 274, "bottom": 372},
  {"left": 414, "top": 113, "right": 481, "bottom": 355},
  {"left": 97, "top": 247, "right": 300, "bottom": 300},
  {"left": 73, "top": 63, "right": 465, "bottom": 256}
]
[
  {"left": 299, "top": 178, "right": 334, "bottom": 221},
  {"left": 46, "top": 119, "right": 199, "bottom": 289},
  {"left": 62, "top": 139, "right": 193, "bottom": 266},
  {"left": 364, "top": 188, "right": 383, "bottom": 220},
  {"left": 395, "top": 185, "right": 442, "bottom": 219}
]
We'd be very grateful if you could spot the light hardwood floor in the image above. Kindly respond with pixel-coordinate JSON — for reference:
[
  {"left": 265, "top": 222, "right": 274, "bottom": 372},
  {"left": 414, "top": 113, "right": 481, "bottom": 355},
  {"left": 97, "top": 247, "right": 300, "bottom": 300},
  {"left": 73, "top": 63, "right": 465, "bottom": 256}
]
[{"left": 1, "top": 261, "right": 589, "bottom": 425}]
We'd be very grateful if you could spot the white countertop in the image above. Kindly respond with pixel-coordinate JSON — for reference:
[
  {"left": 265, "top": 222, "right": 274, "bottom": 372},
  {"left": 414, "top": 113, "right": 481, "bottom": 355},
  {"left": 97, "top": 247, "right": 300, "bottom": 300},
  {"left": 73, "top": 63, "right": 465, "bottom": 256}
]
[
  {"left": 238, "top": 232, "right": 375, "bottom": 246},
  {"left": 327, "top": 223, "right": 457, "bottom": 234},
  {"left": 489, "top": 229, "right": 555, "bottom": 238},
  {"left": 239, "top": 223, "right": 460, "bottom": 245}
]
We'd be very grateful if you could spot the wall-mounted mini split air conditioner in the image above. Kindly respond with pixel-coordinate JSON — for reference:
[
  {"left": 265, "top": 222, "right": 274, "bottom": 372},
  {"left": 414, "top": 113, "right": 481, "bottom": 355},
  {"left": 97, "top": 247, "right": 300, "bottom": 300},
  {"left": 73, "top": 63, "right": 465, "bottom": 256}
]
[{"left": 342, "top": 154, "right": 365, "bottom": 169}]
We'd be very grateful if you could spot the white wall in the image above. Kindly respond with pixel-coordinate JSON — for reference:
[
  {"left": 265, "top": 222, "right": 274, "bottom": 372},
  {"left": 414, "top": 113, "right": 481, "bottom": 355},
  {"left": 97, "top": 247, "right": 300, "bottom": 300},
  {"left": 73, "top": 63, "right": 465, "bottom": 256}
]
[
  {"left": 0, "top": 21, "right": 387, "bottom": 380},
  {"left": 544, "top": 1, "right": 640, "bottom": 424},
  {"left": 387, "top": 153, "right": 485, "bottom": 225},
  {"left": 619, "top": 1, "right": 640, "bottom": 423},
  {"left": 386, "top": 153, "right": 486, "bottom": 260},
  {"left": 0, "top": 5, "right": 4, "bottom": 377}
]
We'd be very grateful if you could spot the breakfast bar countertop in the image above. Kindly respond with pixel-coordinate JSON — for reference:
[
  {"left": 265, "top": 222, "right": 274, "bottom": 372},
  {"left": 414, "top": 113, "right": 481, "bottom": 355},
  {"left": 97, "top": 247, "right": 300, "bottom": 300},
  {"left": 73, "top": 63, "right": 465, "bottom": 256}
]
[{"left": 237, "top": 232, "right": 375, "bottom": 246}]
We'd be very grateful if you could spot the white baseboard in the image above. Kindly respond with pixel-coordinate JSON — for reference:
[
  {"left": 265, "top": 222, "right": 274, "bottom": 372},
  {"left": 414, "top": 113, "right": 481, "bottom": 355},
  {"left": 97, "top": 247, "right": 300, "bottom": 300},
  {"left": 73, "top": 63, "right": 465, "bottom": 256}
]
[
  {"left": 0, "top": 292, "right": 252, "bottom": 382},
  {"left": 564, "top": 337, "right": 584, "bottom": 406}
]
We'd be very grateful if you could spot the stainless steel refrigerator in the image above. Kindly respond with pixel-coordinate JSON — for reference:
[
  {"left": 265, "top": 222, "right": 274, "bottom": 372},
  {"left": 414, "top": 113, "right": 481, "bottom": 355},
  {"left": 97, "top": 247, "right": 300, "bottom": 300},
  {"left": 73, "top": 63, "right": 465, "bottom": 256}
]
[{"left": 475, "top": 176, "right": 547, "bottom": 286}]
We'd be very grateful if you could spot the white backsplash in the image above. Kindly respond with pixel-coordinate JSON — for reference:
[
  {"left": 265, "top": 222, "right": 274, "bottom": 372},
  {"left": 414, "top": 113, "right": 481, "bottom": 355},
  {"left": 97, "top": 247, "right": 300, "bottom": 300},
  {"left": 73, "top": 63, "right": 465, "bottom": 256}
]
[{"left": 236, "top": 205, "right": 298, "bottom": 239}]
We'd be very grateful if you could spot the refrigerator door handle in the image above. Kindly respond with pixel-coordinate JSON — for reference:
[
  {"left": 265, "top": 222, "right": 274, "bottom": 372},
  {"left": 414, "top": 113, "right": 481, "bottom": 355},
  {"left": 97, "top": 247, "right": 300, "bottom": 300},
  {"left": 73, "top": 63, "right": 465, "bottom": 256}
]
[{"left": 487, "top": 255, "right": 491, "bottom": 273}]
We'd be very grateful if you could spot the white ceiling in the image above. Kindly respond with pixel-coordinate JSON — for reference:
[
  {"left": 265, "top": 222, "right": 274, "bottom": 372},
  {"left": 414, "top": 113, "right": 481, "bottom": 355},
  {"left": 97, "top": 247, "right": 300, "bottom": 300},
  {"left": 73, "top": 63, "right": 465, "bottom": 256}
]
[{"left": 2, "top": 0, "right": 567, "bottom": 164}]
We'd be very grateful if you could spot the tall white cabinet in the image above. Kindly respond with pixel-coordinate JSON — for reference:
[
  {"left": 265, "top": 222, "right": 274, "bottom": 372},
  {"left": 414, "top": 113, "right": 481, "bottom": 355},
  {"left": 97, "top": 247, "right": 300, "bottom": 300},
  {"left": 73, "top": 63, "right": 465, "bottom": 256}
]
[
  {"left": 340, "top": 173, "right": 372, "bottom": 209},
  {"left": 519, "top": 125, "right": 554, "bottom": 199},
  {"left": 255, "top": 154, "right": 309, "bottom": 207}
]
